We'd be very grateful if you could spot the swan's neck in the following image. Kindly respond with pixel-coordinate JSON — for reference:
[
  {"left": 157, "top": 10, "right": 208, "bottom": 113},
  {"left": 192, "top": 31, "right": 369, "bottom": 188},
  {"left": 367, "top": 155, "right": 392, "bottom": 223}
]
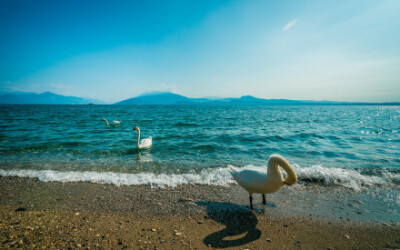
[
  {"left": 267, "top": 155, "right": 297, "bottom": 185},
  {"left": 104, "top": 119, "right": 109, "bottom": 126},
  {"left": 136, "top": 128, "right": 141, "bottom": 148},
  {"left": 266, "top": 160, "right": 284, "bottom": 182}
]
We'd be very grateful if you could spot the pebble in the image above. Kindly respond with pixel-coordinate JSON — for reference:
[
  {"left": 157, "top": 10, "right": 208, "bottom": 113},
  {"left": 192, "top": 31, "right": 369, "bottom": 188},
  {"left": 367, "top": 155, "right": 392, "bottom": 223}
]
[
  {"left": 151, "top": 229, "right": 157, "bottom": 232},
  {"left": 178, "top": 198, "right": 194, "bottom": 202},
  {"left": 174, "top": 231, "right": 183, "bottom": 236},
  {"left": 265, "top": 238, "right": 272, "bottom": 242},
  {"left": 343, "top": 234, "right": 350, "bottom": 239}
]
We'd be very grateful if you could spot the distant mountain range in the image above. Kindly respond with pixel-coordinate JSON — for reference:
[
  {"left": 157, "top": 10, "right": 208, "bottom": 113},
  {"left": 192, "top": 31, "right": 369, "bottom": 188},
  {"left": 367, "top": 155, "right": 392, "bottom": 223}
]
[
  {"left": 115, "top": 92, "right": 400, "bottom": 106},
  {"left": 0, "top": 91, "right": 104, "bottom": 104},
  {"left": 1, "top": 91, "right": 399, "bottom": 105}
]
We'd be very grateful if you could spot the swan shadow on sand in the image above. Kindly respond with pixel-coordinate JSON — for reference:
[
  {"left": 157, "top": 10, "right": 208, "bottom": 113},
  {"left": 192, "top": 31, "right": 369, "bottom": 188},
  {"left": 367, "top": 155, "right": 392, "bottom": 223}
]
[{"left": 196, "top": 201, "right": 261, "bottom": 248}]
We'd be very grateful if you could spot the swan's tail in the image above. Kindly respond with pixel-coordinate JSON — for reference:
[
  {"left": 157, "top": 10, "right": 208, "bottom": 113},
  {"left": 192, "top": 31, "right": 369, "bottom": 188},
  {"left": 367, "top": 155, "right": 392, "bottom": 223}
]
[
  {"left": 269, "top": 154, "right": 298, "bottom": 185},
  {"left": 228, "top": 165, "right": 239, "bottom": 177}
]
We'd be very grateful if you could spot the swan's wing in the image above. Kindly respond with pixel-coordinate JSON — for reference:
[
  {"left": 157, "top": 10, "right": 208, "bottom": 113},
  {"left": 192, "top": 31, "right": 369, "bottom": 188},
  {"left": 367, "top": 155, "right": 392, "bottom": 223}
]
[
  {"left": 231, "top": 169, "right": 267, "bottom": 193},
  {"left": 139, "top": 136, "right": 152, "bottom": 148}
]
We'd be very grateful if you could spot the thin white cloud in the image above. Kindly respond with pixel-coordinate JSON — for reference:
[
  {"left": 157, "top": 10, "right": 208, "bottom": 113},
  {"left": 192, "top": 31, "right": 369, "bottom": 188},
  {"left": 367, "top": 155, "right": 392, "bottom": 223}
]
[
  {"left": 282, "top": 20, "right": 297, "bottom": 31},
  {"left": 0, "top": 81, "right": 14, "bottom": 92}
]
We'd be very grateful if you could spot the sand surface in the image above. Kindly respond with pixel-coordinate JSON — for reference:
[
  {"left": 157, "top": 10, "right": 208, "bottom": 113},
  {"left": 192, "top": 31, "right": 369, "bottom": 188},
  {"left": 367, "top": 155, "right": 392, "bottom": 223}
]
[{"left": 1, "top": 177, "right": 399, "bottom": 249}]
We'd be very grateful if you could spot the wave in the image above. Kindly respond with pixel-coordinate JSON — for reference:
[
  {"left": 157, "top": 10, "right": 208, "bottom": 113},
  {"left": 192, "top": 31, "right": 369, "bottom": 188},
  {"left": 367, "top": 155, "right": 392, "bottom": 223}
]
[
  {"left": 294, "top": 165, "right": 400, "bottom": 191},
  {"left": 0, "top": 168, "right": 235, "bottom": 188},
  {"left": 1, "top": 165, "right": 399, "bottom": 191},
  {"left": 174, "top": 122, "right": 199, "bottom": 127}
]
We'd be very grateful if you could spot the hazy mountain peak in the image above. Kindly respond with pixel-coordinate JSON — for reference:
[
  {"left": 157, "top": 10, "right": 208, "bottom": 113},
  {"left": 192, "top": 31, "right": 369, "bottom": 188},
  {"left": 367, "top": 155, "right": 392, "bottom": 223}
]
[
  {"left": 116, "top": 92, "right": 189, "bottom": 105},
  {"left": 0, "top": 91, "right": 104, "bottom": 104},
  {"left": 239, "top": 95, "right": 259, "bottom": 100}
]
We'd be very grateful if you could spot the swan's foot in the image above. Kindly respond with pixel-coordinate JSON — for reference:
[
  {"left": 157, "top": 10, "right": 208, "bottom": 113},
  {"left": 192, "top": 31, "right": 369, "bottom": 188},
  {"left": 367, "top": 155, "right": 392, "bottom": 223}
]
[
  {"left": 249, "top": 194, "right": 254, "bottom": 210},
  {"left": 262, "top": 194, "right": 266, "bottom": 205}
]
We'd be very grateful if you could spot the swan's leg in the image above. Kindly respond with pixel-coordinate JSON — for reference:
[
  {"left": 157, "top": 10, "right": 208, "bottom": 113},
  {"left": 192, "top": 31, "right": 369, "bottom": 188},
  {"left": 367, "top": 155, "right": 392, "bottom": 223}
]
[
  {"left": 262, "top": 194, "right": 266, "bottom": 205},
  {"left": 249, "top": 194, "right": 253, "bottom": 210}
]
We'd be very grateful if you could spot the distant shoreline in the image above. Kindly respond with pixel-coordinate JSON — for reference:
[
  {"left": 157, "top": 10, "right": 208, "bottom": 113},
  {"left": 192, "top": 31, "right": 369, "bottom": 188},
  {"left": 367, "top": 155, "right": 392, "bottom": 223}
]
[
  {"left": 1, "top": 103, "right": 400, "bottom": 106},
  {"left": 2, "top": 91, "right": 399, "bottom": 105}
]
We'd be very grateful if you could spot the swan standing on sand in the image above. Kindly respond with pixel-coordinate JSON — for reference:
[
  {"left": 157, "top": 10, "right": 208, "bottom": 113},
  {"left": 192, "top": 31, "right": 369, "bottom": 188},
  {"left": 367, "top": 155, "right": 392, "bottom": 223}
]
[
  {"left": 101, "top": 119, "right": 121, "bottom": 127},
  {"left": 132, "top": 126, "right": 152, "bottom": 149},
  {"left": 229, "top": 154, "right": 297, "bottom": 210}
]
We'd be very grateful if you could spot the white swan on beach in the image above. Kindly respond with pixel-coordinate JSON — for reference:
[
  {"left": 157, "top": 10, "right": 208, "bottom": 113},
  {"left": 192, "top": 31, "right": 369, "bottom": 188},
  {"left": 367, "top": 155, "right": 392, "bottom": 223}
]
[
  {"left": 101, "top": 119, "right": 121, "bottom": 127},
  {"left": 229, "top": 154, "right": 297, "bottom": 210},
  {"left": 132, "top": 126, "right": 152, "bottom": 149}
]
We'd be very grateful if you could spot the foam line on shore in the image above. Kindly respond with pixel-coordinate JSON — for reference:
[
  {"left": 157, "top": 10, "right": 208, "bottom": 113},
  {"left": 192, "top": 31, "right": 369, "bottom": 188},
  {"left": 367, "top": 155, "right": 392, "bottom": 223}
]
[
  {"left": 294, "top": 165, "right": 400, "bottom": 191},
  {"left": 1, "top": 165, "right": 399, "bottom": 190},
  {"left": 0, "top": 168, "right": 235, "bottom": 188}
]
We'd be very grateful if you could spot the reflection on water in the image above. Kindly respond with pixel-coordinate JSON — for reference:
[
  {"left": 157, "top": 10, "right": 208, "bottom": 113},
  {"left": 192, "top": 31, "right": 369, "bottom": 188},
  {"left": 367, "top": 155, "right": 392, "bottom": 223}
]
[{"left": 134, "top": 149, "right": 153, "bottom": 163}]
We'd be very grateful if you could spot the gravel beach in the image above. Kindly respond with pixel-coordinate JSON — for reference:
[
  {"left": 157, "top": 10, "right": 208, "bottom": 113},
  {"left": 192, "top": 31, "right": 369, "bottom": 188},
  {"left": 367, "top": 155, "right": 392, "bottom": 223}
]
[{"left": 1, "top": 176, "right": 399, "bottom": 249}]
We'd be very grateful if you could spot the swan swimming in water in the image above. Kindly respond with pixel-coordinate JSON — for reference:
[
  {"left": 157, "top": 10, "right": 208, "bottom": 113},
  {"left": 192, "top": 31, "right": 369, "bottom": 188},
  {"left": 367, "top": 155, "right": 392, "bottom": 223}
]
[
  {"left": 132, "top": 126, "right": 152, "bottom": 149},
  {"left": 229, "top": 154, "right": 297, "bottom": 210},
  {"left": 101, "top": 119, "right": 121, "bottom": 127}
]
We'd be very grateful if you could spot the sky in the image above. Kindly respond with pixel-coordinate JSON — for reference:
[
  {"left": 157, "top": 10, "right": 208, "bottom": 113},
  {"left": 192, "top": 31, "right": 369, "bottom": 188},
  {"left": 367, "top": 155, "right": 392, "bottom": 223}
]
[{"left": 0, "top": 0, "right": 399, "bottom": 103}]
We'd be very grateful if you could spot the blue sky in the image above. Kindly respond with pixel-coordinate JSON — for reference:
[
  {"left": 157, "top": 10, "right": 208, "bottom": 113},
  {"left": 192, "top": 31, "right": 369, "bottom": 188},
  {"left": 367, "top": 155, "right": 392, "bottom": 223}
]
[{"left": 1, "top": 0, "right": 399, "bottom": 103}]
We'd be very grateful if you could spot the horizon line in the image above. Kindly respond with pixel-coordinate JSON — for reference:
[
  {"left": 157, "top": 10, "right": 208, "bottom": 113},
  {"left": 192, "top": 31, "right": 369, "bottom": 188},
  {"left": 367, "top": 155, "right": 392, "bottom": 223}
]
[{"left": 1, "top": 90, "right": 400, "bottom": 104}]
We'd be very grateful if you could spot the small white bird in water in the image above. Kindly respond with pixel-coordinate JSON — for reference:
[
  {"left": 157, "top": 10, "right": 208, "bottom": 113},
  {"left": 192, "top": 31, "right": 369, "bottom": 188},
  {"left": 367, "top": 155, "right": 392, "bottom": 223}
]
[
  {"left": 229, "top": 154, "right": 297, "bottom": 210},
  {"left": 132, "top": 126, "right": 152, "bottom": 149},
  {"left": 101, "top": 119, "right": 121, "bottom": 127}
]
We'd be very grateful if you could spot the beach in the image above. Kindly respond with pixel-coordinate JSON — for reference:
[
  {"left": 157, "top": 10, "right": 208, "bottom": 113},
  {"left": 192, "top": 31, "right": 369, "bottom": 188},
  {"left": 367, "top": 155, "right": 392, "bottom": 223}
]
[{"left": 1, "top": 176, "right": 399, "bottom": 249}]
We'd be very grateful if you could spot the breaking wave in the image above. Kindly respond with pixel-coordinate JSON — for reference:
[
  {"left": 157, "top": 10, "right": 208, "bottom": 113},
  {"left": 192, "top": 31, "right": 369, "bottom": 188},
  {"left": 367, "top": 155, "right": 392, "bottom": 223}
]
[{"left": 1, "top": 164, "right": 399, "bottom": 191}]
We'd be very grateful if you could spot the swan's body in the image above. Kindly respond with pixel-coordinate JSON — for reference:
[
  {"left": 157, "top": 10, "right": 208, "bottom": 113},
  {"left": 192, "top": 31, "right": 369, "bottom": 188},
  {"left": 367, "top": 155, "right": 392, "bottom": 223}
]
[
  {"left": 229, "top": 154, "right": 297, "bottom": 210},
  {"left": 101, "top": 119, "right": 121, "bottom": 127},
  {"left": 132, "top": 126, "right": 152, "bottom": 149}
]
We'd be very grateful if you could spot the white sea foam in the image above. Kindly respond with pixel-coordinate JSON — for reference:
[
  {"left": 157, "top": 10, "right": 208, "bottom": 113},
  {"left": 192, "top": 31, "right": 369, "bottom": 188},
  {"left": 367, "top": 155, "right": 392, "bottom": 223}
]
[
  {"left": 0, "top": 165, "right": 399, "bottom": 190},
  {"left": 293, "top": 164, "right": 400, "bottom": 191},
  {"left": 228, "top": 164, "right": 400, "bottom": 191},
  {"left": 0, "top": 168, "right": 236, "bottom": 188}
]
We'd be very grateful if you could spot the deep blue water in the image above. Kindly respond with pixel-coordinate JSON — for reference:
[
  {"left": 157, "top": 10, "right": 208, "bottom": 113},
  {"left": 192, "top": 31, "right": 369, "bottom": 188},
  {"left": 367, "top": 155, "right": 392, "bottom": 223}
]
[{"left": 0, "top": 105, "right": 399, "bottom": 189}]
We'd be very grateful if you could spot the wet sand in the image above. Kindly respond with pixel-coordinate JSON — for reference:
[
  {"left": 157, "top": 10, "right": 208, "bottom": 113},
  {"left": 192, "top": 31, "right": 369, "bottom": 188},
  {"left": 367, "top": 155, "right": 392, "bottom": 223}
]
[{"left": 1, "top": 176, "right": 399, "bottom": 249}]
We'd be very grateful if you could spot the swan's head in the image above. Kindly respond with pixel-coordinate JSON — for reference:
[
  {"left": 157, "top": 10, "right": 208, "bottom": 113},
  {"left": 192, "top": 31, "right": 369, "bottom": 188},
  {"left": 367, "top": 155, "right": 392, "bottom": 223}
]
[
  {"left": 132, "top": 126, "right": 139, "bottom": 131},
  {"left": 101, "top": 119, "right": 106, "bottom": 121},
  {"left": 283, "top": 173, "right": 297, "bottom": 185}
]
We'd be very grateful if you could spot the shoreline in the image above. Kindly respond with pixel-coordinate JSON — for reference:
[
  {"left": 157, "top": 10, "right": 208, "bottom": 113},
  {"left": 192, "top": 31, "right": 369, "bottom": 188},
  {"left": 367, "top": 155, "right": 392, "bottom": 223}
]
[{"left": 1, "top": 176, "right": 399, "bottom": 249}]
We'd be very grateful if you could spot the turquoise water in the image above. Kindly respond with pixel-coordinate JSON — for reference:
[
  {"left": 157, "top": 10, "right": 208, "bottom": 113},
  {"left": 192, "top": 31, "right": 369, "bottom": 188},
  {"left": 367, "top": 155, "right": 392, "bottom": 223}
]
[{"left": 0, "top": 105, "right": 399, "bottom": 190}]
